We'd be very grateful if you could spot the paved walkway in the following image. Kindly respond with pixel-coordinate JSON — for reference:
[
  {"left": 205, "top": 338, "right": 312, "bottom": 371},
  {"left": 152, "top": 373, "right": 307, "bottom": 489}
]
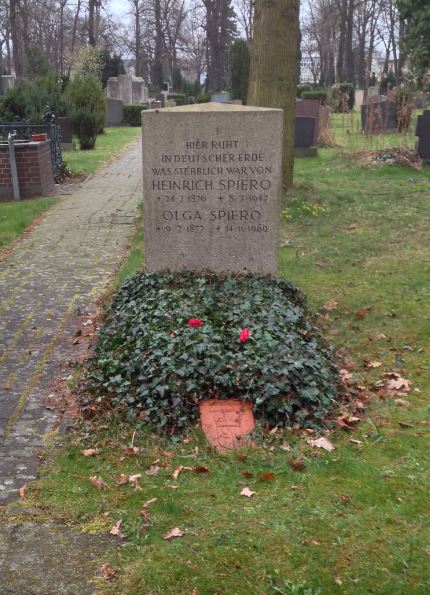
[{"left": 0, "top": 139, "right": 142, "bottom": 503}]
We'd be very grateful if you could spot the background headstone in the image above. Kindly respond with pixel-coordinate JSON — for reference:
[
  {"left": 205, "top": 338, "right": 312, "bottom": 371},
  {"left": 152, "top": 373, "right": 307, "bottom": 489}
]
[
  {"left": 361, "top": 100, "right": 397, "bottom": 133},
  {"left": 141, "top": 103, "right": 283, "bottom": 274},
  {"left": 295, "top": 99, "right": 320, "bottom": 145},
  {"left": 58, "top": 116, "right": 74, "bottom": 150},
  {"left": 416, "top": 110, "right": 430, "bottom": 163},
  {"left": 355, "top": 89, "right": 365, "bottom": 108},
  {"left": 294, "top": 116, "right": 317, "bottom": 156},
  {"left": 118, "top": 74, "right": 133, "bottom": 105},
  {"left": 106, "top": 77, "right": 119, "bottom": 100},
  {"left": 106, "top": 98, "right": 124, "bottom": 127}
]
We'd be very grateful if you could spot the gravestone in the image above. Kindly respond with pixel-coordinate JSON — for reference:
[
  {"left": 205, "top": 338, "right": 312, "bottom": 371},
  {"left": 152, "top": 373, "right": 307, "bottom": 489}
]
[
  {"left": 211, "top": 92, "right": 231, "bottom": 103},
  {"left": 118, "top": 74, "right": 132, "bottom": 105},
  {"left": 296, "top": 99, "right": 320, "bottom": 144},
  {"left": 361, "top": 100, "right": 397, "bottom": 133},
  {"left": 58, "top": 116, "right": 74, "bottom": 151},
  {"left": 106, "top": 98, "right": 124, "bottom": 126},
  {"left": 355, "top": 89, "right": 365, "bottom": 108},
  {"left": 141, "top": 103, "right": 283, "bottom": 274},
  {"left": 107, "top": 77, "right": 119, "bottom": 100},
  {"left": 294, "top": 117, "right": 317, "bottom": 157},
  {"left": 0, "top": 75, "right": 16, "bottom": 95},
  {"left": 156, "top": 93, "right": 166, "bottom": 108},
  {"left": 416, "top": 110, "right": 430, "bottom": 163}
]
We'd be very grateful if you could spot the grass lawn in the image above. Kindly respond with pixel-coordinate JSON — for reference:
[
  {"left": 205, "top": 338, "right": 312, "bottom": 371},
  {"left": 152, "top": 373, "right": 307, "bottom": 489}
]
[
  {"left": 8, "top": 123, "right": 430, "bottom": 594},
  {"left": 0, "top": 197, "right": 57, "bottom": 252},
  {"left": 66, "top": 127, "right": 141, "bottom": 175}
]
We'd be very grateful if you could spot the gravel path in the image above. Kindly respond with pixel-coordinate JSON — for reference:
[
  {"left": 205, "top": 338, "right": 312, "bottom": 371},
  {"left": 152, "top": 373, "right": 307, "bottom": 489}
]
[{"left": 0, "top": 139, "right": 142, "bottom": 504}]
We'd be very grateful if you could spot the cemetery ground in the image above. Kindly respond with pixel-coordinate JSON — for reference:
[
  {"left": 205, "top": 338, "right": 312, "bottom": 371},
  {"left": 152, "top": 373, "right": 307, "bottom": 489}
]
[
  {"left": 0, "top": 127, "right": 140, "bottom": 253},
  {"left": 1, "top": 122, "right": 427, "bottom": 594}
]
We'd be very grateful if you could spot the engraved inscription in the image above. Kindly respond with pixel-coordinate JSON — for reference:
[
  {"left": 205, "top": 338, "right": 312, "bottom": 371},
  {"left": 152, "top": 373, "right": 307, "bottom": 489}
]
[{"left": 151, "top": 138, "right": 273, "bottom": 236}]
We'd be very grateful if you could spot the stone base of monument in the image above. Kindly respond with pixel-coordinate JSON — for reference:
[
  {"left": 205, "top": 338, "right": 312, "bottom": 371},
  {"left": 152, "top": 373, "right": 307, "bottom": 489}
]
[
  {"left": 294, "top": 147, "right": 317, "bottom": 157},
  {"left": 199, "top": 399, "right": 255, "bottom": 451}
]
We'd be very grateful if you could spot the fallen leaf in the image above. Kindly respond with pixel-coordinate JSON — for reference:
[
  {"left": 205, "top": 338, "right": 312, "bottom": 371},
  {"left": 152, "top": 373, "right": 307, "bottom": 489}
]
[
  {"left": 19, "top": 484, "right": 28, "bottom": 499},
  {"left": 394, "top": 399, "right": 410, "bottom": 407},
  {"left": 164, "top": 527, "right": 185, "bottom": 540},
  {"left": 280, "top": 442, "right": 291, "bottom": 452},
  {"left": 340, "top": 494, "right": 351, "bottom": 505},
  {"left": 349, "top": 438, "right": 363, "bottom": 446},
  {"left": 291, "top": 484, "right": 300, "bottom": 490},
  {"left": 240, "top": 486, "right": 256, "bottom": 497},
  {"left": 145, "top": 465, "right": 161, "bottom": 476},
  {"left": 375, "top": 333, "right": 387, "bottom": 340},
  {"left": 128, "top": 474, "right": 141, "bottom": 488},
  {"left": 340, "top": 369, "right": 353, "bottom": 383},
  {"left": 89, "top": 476, "right": 109, "bottom": 490},
  {"left": 142, "top": 498, "right": 157, "bottom": 509},
  {"left": 236, "top": 453, "right": 248, "bottom": 462},
  {"left": 308, "top": 437, "right": 335, "bottom": 452},
  {"left": 81, "top": 448, "right": 99, "bottom": 457},
  {"left": 194, "top": 466, "right": 210, "bottom": 474},
  {"left": 124, "top": 446, "right": 139, "bottom": 457},
  {"left": 386, "top": 377, "right": 411, "bottom": 393},
  {"left": 100, "top": 562, "right": 116, "bottom": 581},
  {"left": 335, "top": 577, "right": 343, "bottom": 586},
  {"left": 115, "top": 474, "right": 128, "bottom": 486},
  {"left": 110, "top": 520, "right": 125, "bottom": 538},
  {"left": 162, "top": 450, "right": 174, "bottom": 458},
  {"left": 288, "top": 457, "right": 306, "bottom": 471},
  {"left": 242, "top": 470, "right": 254, "bottom": 478},
  {"left": 355, "top": 309, "right": 368, "bottom": 318},
  {"left": 172, "top": 465, "right": 193, "bottom": 480},
  {"left": 183, "top": 437, "right": 193, "bottom": 444},
  {"left": 335, "top": 413, "right": 361, "bottom": 429},
  {"left": 366, "top": 361, "right": 382, "bottom": 369},
  {"left": 165, "top": 484, "right": 179, "bottom": 489},
  {"left": 347, "top": 223, "right": 357, "bottom": 230},
  {"left": 257, "top": 473, "right": 276, "bottom": 482},
  {"left": 323, "top": 300, "right": 338, "bottom": 311}
]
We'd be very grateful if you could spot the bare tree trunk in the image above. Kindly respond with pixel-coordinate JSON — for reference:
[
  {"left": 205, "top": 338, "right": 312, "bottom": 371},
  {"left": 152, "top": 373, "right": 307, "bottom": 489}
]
[
  {"left": 248, "top": 0, "right": 299, "bottom": 189},
  {"left": 344, "top": 0, "right": 354, "bottom": 83},
  {"left": 88, "top": 0, "right": 96, "bottom": 46},
  {"left": 152, "top": 0, "right": 164, "bottom": 87},
  {"left": 9, "top": 0, "right": 22, "bottom": 75}
]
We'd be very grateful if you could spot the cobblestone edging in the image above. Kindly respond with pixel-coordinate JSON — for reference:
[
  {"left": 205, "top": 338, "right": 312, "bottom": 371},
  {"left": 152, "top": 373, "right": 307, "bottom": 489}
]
[{"left": 0, "top": 140, "right": 142, "bottom": 503}]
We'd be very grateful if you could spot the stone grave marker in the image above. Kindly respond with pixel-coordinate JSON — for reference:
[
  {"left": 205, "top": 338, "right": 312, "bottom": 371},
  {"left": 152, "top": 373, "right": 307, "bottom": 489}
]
[
  {"left": 296, "top": 99, "right": 320, "bottom": 144},
  {"left": 141, "top": 103, "right": 283, "bottom": 274},
  {"left": 416, "top": 110, "right": 430, "bottom": 163},
  {"left": 58, "top": 116, "right": 74, "bottom": 151},
  {"left": 294, "top": 116, "right": 317, "bottom": 156},
  {"left": 106, "top": 98, "right": 124, "bottom": 127},
  {"left": 361, "top": 99, "right": 397, "bottom": 133}
]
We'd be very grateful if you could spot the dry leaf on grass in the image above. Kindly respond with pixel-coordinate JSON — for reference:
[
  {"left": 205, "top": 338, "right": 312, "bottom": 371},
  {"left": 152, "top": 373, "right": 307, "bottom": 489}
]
[
  {"left": 115, "top": 474, "right": 128, "bottom": 486},
  {"left": 145, "top": 465, "right": 161, "bottom": 476},
  {"left": 240, "top": 486, "right": 256, "bottom": 497},
  {"left": 164, "top": 527, "right": 185, "bottom": 540},
  {"left": 142, "top": 498, "right": 157, "bottom": 509},
  {"left": 194, "top": 466, "right": 210, "bottom": 474},
  {"left": 128, "top": 474, "right": 141, "bottom": 488},
  {"left": 110, "top": 520, "right": 125, "bottom": 538},
  {"left": 323, "top": 300, "right": 338, "bottom": 311},
  {"left": 394, "top": 399, "right": 410, "bottom": 407},
  {"left": 81, "top": 448, "right": 99, "bottom": 457},
  {"left": 89, "top": 476, "right": 109, "bottom": 490},
  {"left": 165, "top": 484, "right": 179, "bottom": 489},
  {"left": 308, "top": 437, "right": 335, "bottom": 452},
  {"left": 100, "top": 563, "right": 116, "bottom": 581},
  {"left": 366, "top": 361, "right": 382, "bottom": 369},
  {"left": 288, "top": 457, "right": 306, "bottom": 471},
  {"left": 242, "top": 470, "right": 254, "bottom": 478},
  {"left": 257, "top": 473, "right": 276, "bottom": 482},
  {"left": 19, "top": 484, "right": 27, "bottom": 499},
  {"left": 124, "top": 446, "right": 140, "bottom": 457},
  {"left": 172, "top": 465, "right": 193, "bottom": 479}
]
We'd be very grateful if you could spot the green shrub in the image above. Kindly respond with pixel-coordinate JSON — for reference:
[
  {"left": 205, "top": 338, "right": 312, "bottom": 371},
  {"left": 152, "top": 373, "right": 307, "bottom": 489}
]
[
  {"left": 70, "top": 107, "right": 102, "bottom": 149},
  {"left": 84, "top": 272, "right": 341, "bottom": 431},
  {"left": 297, "top": 84, "right": 312, "bottom": 98},
  {"left": 167, "top": 93, "right": 186, "bottom": 105},
  {"left": 65, "top": 75, "right": 105, "bottom": 145},
  {"left": 0, "top": 74, "right": 67, "bottom": 123},
  {"left": 196, "top": 92, "right": 211, "bottom": 104},
  {"left": 228, "top": 39, "right": 250, "bottom": 103},
  {"left": 301, "top": 89, "right": 328, "bottom": 103},
  {"left": 123, "top": 104, "right": 147, "bottom": 126}
]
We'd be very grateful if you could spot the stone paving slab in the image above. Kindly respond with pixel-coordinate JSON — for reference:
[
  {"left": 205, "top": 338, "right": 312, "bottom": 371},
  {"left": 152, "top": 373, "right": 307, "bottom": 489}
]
[
  {"left": 0, "top": 139, "right": 142, "bottom": 503},
  {"left": 0, "top": 521, "right": 114, "bottom": 594}
]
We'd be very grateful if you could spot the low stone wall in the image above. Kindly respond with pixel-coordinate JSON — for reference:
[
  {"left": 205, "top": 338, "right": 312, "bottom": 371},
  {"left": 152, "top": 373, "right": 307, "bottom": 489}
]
[{"left": 0, "top": 140, "right": 54, "bottom": 201}]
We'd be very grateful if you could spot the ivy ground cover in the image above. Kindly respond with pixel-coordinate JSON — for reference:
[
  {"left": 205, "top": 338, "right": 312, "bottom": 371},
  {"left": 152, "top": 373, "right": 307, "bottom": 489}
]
[{"left": 15, "top": 145, "right": 430, "bottom": 594}]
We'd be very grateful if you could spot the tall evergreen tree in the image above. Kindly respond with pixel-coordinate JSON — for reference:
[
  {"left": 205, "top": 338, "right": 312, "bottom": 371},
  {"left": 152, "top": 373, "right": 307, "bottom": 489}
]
[{"left": 228, "top": 39, "right": 250, "bottom": 103}]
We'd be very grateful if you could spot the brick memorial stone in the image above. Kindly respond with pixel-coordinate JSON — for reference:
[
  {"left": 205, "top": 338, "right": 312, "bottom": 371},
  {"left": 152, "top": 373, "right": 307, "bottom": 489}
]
[
  {"left": 142, "top": 103, "right": 283, "bottom": 274},
  {"left": 199, "top": 399, "right": 255, "bottom": 450},
  {"left": 416, "top": 110, "right": 430, "bottom": 163},
  {"left": 296, "top": 99, "right": 320, "bottom": 144}
]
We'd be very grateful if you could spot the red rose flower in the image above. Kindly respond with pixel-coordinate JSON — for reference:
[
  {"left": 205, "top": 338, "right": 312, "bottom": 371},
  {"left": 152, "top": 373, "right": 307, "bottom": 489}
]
[
  {"left": 188, "top": 319, "right": 203, "bottom": 328},
  {"left": 239, "top": 328, "right": 251, "bottom": 343}
]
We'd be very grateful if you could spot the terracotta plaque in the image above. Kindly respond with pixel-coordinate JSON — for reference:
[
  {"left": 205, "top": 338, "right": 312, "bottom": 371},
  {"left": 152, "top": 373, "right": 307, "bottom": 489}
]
[{"left": 199, "top": 399, "right": 255, "bottom": 451}]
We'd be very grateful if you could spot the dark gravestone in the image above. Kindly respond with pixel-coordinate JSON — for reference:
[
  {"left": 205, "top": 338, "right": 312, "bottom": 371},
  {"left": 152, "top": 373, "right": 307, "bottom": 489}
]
[
  {"left": 294, "top": 116, "right": 317, "bottom": 156},
  {"left": 296, "top": 99, "right": 320, "bottom": 144},
  {"left": 58, "top": 116, "right": 74, "bottom": 151},
  {"left": 416, "top": 110, "right": 430, "bottom": 163},
  {"left": 361, "top": 100, "right": 397, "bottom": 133},
  {"left": 106, "top": 98, "right": 124, "bottom": 126},
  {"left": 156, "top": 94, "right": 165, "bottom": 107}
]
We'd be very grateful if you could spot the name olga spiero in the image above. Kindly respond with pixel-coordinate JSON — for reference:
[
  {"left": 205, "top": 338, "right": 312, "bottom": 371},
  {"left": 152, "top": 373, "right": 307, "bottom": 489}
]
[{"left": 161, "top": 210, "right": 263, "bottom": 221}]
